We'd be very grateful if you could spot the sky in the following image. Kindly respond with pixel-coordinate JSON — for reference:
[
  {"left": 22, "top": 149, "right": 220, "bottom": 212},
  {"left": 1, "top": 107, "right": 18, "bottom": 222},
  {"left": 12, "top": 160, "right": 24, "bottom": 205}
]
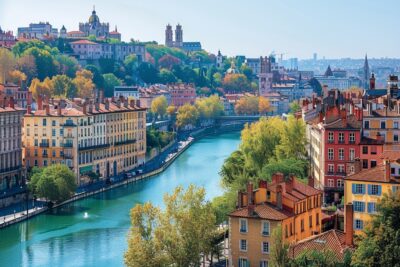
[{"left": 0, "top": 0, "right": 399, "bottom": 59}]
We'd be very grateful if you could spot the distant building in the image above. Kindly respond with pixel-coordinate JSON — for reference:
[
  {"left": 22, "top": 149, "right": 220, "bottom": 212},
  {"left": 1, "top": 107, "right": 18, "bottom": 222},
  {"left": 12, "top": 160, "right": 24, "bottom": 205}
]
[
  {"left": 0, "top": 27, "right": 16, "bottom": 48},
  {"left": 0, "top": 83, "right": 31, "bottom": 108},
  {"left": 168, "top": 83, "right": 196, "bottom": 107},
  {"left": 315, "top": 66, "right": 362, "bottom": 91},
  {"left": 164, "top": 24, "right": 202, "bottom": 52},
  {"left": 114, "top": 86, "right": 140, "bottom": 99},
  {"left": 17, "top": 22, "right": 58, "bottom": 40},
  {"left": 216, "top": 50, "right": 224, "bottom": 69},
  {"left": 246, "top": 58, "right": 261, "bottom": 76},
  {"left": 362, "top": 54, "right": 370, "bottom": 90},
  {"left": 258, "top": 56, "right": 273, "bottom": 97}
]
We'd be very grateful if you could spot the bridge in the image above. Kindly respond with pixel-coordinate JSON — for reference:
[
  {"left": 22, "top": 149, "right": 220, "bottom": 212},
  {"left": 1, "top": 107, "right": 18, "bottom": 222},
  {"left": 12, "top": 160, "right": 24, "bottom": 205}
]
[{"left": 217, "top": 115, "right": 262, "bottom": 123}]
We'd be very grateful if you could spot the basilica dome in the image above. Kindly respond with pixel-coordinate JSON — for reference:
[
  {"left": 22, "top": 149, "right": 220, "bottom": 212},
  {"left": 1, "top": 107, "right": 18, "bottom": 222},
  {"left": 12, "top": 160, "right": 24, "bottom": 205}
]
[{"left": 89, "top": 10, "right": 100, "bottom": 24}]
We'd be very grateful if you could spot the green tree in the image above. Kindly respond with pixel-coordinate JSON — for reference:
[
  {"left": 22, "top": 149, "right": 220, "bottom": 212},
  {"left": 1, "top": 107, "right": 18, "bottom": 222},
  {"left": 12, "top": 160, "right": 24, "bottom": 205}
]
[
  {"left": 29, "top": 164, "right": 76, "bottom": 203},
  {"left": 151, "top": 95, "right": 168, "bottom": 119},
  {"left": 55, "top": 54, "right": 79, "bottom": 78},
  {"left": 261, "top": 158, "right": 307, "bottom": 182},
  {"left": 240, "top": 64, "right": 253, "bottom": 81},
  {"left": 23, "top": 46, "right": 57, "bottom": 80},
  {"left": 138, "top": 62, "right": 159, "bottom": 84},
  {"left": 289, "top": 101, "right": 301, "bottom": 114},
  {"left": 275, "top": 115, "right": 307, "bottom": 160},
  {"left": 158, "top": 68, "right": 177, "bottom": 84},
  {"left": 102, "top": 73, "right": 122, "bottom": 97},
  {"left": 269, "top": 225, "right": 290, "bottom": 267},
  {"left": 352, "top": 191, "right": 400, "bottom": 267},
  {"left": 52, "top": 74, "right": 76, "bottom": 97},
  {"left": 17, "top": 54, "right": 37, "bottom": 84},
  {"left": 176, "top": 104, "right": 199, "bottom": 129},
  {"left": 0, "top": 48, "right": 16, "bottom": 83}
]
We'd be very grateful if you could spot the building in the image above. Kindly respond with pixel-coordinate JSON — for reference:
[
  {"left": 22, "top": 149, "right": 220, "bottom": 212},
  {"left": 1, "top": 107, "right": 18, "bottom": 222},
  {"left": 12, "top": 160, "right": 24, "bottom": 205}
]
[
  {"left": 0, "top": 83, "right": 31, "bottom": 108},
  {"left": 258, "top": 56, "right": 273, "bottom": 97},
  {"left": 344, "top": 157, "right": 400, "bottom": 234},
  {"left": 246, "top": 58, "right": 261, "bottom": 76},
  {"left": 315, "top": 75, "right": 362, "bottom": 91},
  {"left": 216, "top": 50, "right": 224, "bottom": 69},
  {"left": 0, "top": 97, "right": 25, "bottom": 208},
  {"left": 114, "top": 86, "right": 140, "bottom": 99},
  {"left": 228, "top": 175, "right": 322, "bottom": 266},
  {"left": 18, "top": 22, "right": 58, "bottom": 40},
  {"left": 138, "top": 85, "right": 171, "bottom": 109},
  {"left": 168, "top": 83, "right": 196, "bottom": 107},
  {"left": 23, "top": 96, "right": 146, "bottom": 185},
  {"left": 0, "top": 27, "right": 16, "bottom": 48},
  {"left": 362, "top": 54, "right": 370, "bottom": 90},
  {"left": 164, "top": 24, "right": 202, "bottom": 52}
]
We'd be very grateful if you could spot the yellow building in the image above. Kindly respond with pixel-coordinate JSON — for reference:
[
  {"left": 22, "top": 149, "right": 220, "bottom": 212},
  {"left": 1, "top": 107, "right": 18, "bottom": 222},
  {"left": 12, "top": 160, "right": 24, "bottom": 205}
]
[
  {"left": 23, "top": 96, "right": 146, "bottom": 185},
  {"left": 229, "top": 174, "right": 323, "bottom": 267},
  {"left": 344, "top": 156, "right": 400, "bottom": 234}
]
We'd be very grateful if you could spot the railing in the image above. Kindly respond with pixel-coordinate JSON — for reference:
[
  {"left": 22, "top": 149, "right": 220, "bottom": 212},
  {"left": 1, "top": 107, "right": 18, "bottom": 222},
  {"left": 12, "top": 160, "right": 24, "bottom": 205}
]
[
  {"left": 61, "top": 122, "right": 77, "bottom": 127},
  {"left": 114, "top": 139, "right": 136, "bottom": 146},
  {"left": 0, "top": 166, "right": 22, "bottom": 173},
  {"left": 39, "top": 143, "right": 49, "bottom": 147},
  {"left": 78, "top": 143, "right": 110, "bottom": 151},
  {"left": 62, "top": 143, "right": 73, "bottom": 148}
]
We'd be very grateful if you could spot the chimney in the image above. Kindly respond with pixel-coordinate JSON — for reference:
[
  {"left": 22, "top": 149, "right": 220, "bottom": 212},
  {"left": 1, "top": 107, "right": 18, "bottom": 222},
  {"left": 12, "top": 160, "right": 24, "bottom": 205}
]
[
  {"left": 57, "top": 102, "right": 62, "bottom": 116},
  {"left": 124, "top": 98, "right": 128, "bottom": 108},
  {"left": 248, "top": 204, "right": 255, "bottom": 217},
  {"left": 9, "top": 97, "right": 14, "bottom": 109},
  {"left": 308, "top": 176, "right": 314, "bottom": 188},
  {"left": 276, "top": 185, "right": 283, "bottom": 210},
  {"left": 247, "top": 182, "right": 254, "bottom": 205},
  {"left": 370, "top": 73, "right": 375, "bottom": 90},
  {"left": 26, "top": 104, "right": 32, "bottom": 114},
  {"left": 259, "top": 180, "right": 268, "bottom": 189},
  {"left": 105, "top": 99, "right": 110, "bottom": 110},
  {"left": 45, "top": 104, "right": 50, "bottom": 115},
  {"left": 341, "top": 109, "right": 347, "bottom": 127},
  {"left": 136, "top": 99, "right": 141, "bottom": 108},
  {"left": 354, "top": 158, "right": 362, "bottom": 174},
  {"left": 272, "top": 172, "right": 284, "bottom": 184},
  {"left": 237, "top": 191, "right": 243, "bottom": 208},
  {"left": 99, "top": 90, "right": 104, "bottom": 103},
  {"left": 286, "top": 175, "right": 294, "bottom": 193},
  {"left": 345, "top": 203, "right": 354, "bottom": 246},
  {"left": 37, "top": 95, "right": 43, "bottom": 110},
  {"left": 95, "top": 101, "right": 100, "bottom": 111},
  {"left": 82, "top": 102, "right": 87, "bottom": 114},
  {"left": 385, "top": 159, "right": 391, "bottom": 182},
  {"left": 88, "top": 102, "right": 93, "bottom": 113},
  {"left": 130, "top": 99, "right": 135, "bottom": 108}
]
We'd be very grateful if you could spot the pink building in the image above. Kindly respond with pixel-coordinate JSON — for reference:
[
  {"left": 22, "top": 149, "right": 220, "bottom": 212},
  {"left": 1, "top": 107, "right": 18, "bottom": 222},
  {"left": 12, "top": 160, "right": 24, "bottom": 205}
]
[
  {"left": 70, "top": 40, "right": 102, "bottom": 60},
  {"left": 168, "top": 83, "right": 196, "bottom": 107},
  {"left": 0, "top": 27, "right": 16, "bottom": 48}
]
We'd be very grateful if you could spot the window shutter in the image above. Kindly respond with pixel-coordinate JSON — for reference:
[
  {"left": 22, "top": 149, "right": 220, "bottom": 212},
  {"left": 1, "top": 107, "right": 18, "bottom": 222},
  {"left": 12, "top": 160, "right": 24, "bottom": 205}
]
[
  {"left": 368, "top": 202, "right": 371, "bottom": 213},
  {"left": 378, "top": 185, "right": 382, "bottom": 196},
  {"left": 361, "top": 202, "right": 365, "bottom": 212},
  {"left": 368, "top": 184, "right": 372, "bottom": 195},
  {"left": 393, "top": 186, "right": 396, "bottom": 193},
  {"left": 239, "top": 259, "right": 241, "bottom": 267},
  {"left": 362, "top": 184, "right": 366, "bottom": 194},
  {"left": 352, "top": 184, "right": 356, "bottom": 194},
  {"left": 360, "top": 220, "right": 364, "bottom": 229}
]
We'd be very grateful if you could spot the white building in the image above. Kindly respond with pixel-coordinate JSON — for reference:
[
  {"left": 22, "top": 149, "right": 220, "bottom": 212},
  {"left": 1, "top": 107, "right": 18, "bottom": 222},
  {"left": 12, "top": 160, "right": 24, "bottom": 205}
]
[
  {"left": 18, "top": 22, "right": 58, "bottom": 39},
  {"left": 114, "top": 86, "right": 140, "bottom": 99}
]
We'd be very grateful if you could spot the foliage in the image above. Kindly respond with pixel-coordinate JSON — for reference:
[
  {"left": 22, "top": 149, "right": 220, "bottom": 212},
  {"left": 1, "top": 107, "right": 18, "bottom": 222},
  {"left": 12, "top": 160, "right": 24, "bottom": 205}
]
[
  {"left": 289, "top": 101, "right": 301, "bottom": 114},
  {"left": 195, "top": 95, "right": 224, "bottom": 120},
  {"left": 23, "top": 47, "right": 57, "bottom": 80},
  {"left": 351, "top": 191, "right": 400, "bottom": 267},
  {"left": 259, "top": 96, "right": 271, "bottom": 114},
  {"left": 8, "top": 70, "right": 27, "bottom": 86},
  {"left": 146, "top": 128, "right": 175, "bottom": 152},
  {"left": 261, "top": 158, "right": 307, "bottom": 182},
  {"left": 235, "top": 96, "right": 271, "bottom": 115},
  {"left": 292, "top": 249, "right": 339, "bottom": 267},
  {"left": 222, "top": 73, "right": 251, "bottom": 92},
  {"left": 85, "top": 64, "right": 104, "bottom": 88},
  {"left": 211, "top": 193, "right": 237, "bottom": 225},
  {"left": 55, "top": 54, "right": 79, "bottom": 78},
  {"left": 16, "top": 54, "right": 37, "bottom": 84},
  {"left": 138, "top": 62, "right": 159, "bottom": 84},
  {"left": 28, "top": 164, "right": 76, "bottom": 203},
  {"left": 275, "top": 115, "right": 307, "bottom": 160},
  {"left": 125, "top": 185, "right": 217, "bottom": 267},
  {"left": 269, "top": 225, "right": 290, "bottom": 267},
  {"left": 29, "top": 77, "right": 53, "bottom": 100},
  {"left": 176, "top": 104, "right": 199, "bottom": 129},
  {"left": 158, "top": 68, "right": 177, "bottom": 84},
  {"left": 166, "top": 105, "right": 176, "bottom": 116},
  {"left": 158, "top": 54, "right": 181, "bottom": 70},
  {"left": 0, "top": 48, "right": 16, "bottom": 83},
  {"left": 73, "top": 69, "right": 95, "bottom": 98},
  {"left": 151, "top": 95, "right": 168, "bottom": 119},
  {"left": 102, "top": 73, "right": 122, "bottom": 97},
  {"left": 240, "top": 64, "right": 253, "bottom": 80},
  {"left": 52, "top": 74, "right": 76, "bottom": 97}
]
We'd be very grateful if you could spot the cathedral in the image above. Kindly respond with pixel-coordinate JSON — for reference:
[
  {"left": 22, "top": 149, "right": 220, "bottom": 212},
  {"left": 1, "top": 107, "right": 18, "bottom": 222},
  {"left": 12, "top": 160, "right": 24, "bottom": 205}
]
[{"left": 165, "top": 24, "right": 201, "bottom": 52}]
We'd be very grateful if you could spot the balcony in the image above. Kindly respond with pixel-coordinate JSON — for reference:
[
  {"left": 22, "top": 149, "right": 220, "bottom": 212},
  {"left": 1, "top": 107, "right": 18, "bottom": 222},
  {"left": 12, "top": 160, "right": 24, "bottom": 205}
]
[
  {"left": 42, "top": 153, "right": 49, "bottom": 158},
  {"left": 61, "top": 122, "right": 77, "bottom": 127},
  {"left": 114, "top": 139, "right": 136, "bottom": 146},
  {"left": 328, "top": 140, "right": 334, "bottom": 144},
  {"left": 39, "top": 142, "right": 49, "bottom": 147},
  {"left": 338, "top": 140, "right": 345, "bottom": 144},
  {"left": 78, "top": 143, "right": 110, "bottom": 151},
  {"left": 62, "top": 143, "right": 73, "bottom": 148},
  {"left": 348, "top": 140, "right": 356, "bottom": 144},
  {"left": 0, "top": 165, "right": 22, "bottom": 174}
]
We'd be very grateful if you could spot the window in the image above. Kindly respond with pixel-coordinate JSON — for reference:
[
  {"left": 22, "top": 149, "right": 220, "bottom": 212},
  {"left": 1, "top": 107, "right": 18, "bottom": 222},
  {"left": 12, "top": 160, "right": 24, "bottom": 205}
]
[
  {"left": 316, "top": 213, "right": 320, "bottom": 225},
  {"left": 328, "top": 148, "right": 334, "bottom": 160},
  {"left": 355, "top": 219, "right": 364, "bottom": 230},
  {"left": 328, "top": 179, "right": 334, "bottom": 187},
  {"left": 52, "top": 139, "right": 56, "bottom": 147},
  {"left": 309, "top": 215, "right": 313, "bottom": 228},
  {"left": 338, "top": 148, "right": 345, "bottom": 160},
  {"left": 368, "top": 184, "right": 381, "bottom": 196},
  {"left": 239, "top": 258, "right": 248, "bottom": 267},
  {"left": 362, "top": 146, "right": 368, "bottom": 154},
  {"left": 371, "top": 160, "right": 377, "bottom": 168},
  {"left": 261, "top": 221, "right": 270, "bottom": 236},
  {"left": 338, "top": 132, "right": 345, "bottom": 143},
  {"left": 301, "top": 219, "right": 304, "bottom": 232},
  {"left": 381, "top": 121, "right": 386, "bottom": 129},
  {"left": 240, "top": 219, "right": 248, "bottom": 233},
  {"left": 395, "top": 134, "right": 399, "bottom": 142},
  {"left": 352, "top": 184, "right": 365, "bottom": 194},
  {"left": 337, "top": 165, "right": 345, "bottom": 174},
  {"left": 52, "top": 120, "right": 56, "bottom": 126},
  {"left": 260, "top": 260, "right": 268, "bottom": 267},
  {"left": 43, "top": 119, "right": 47, "bottom": 126},
  {"left": 349, "top": 133, "right": 355, "bottom": 143},
  {"left": 354, "top": 201, "right": 365, "bottom": 212},
  {"left": 262, "top": 242, "right": 269, "bottom": 254},
  {"left": 371, "top": 146, "right": 377, "bottom": 155},
  {"left": 52, "top": 129, "right": 56, "bottom": 137},
  {"left": 362, "top": 159, "right": 368, "bottom": 169},
  {"left": 337, "top": 179, "right": 344, "bottom": 187},
  {"left": 364, "top": 121, "right": 370, "bottom": 129},
  {"left": 349, "top": 148, "right": 355, "bottom": 160},
  {"left": 395, "top": 121, "right": 399, "bottom": 129},
  {"left": 34, "top": 139, "right": 38, "bottom": 146},
  {"left": 240, "top": 240, "right": 247, "bottom": 251},
  {"left": 328, "top": 164, "right": 334, "bottom": 173},
  {"left": 368, "top": 202, "right": 377, "bottom": 213},
  {"left": 60, "top": 129, "right": 64, "bottom": 136},
  {"left": 328, "top": 132, "right": 334, "bottom": 143}
]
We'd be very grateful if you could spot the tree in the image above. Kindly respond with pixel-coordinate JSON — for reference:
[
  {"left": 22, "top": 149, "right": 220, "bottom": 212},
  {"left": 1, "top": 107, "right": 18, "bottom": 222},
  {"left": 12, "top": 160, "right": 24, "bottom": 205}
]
[
  {"left": 55, "top": 54, "right": 79, "bottom": 78},
  {"left": 23, "top": 46, "right": 57, "bottom": 80},
  {"left": 138, "top": 62, "right": 159, "bottom": 84},
  {"left": 29, "top": 77, "right": 54, "bottom": 100},
  {"left": 292, "top": 249, "right": 339, "bottom": 267},
  {"left": 52, "top": 75, "right": 76, "bottom": 97},
  {"left": 167, "top": 105, "right": 176, "bottom": 116},
  {"left": 8, "top": 70, "right": 27, "bottom": 87},
  {"left": 29, "top": 164, "right": 76, "bottom": 203},
  {"left": 352, "top": 191, "right": 400, "bottom": 267},
  {"left": 158, "top": 54, "right": 181, "bottom": 70},
  {"left": 269, "top": 225, "right": 290, "bottom": 267},
  {"left": 102, "top": 73, "right": 122, "bottom": 97},
  {"left": 259, "top": 96, "right": 271, "bottom": 115},
  {"left": 275, "top": 115, "right": 307, "bottom": 160},
  {"left": 0, "top": 48, "right": 16, "bottom": 83},
  {"left": 85, "top": 64, "right": 104, "bottom": 89},
  {"left": 176, "top": 104, "right": 199, "bottom": 129},
  {"left": 261, "top": 158, "right": 307, "bottom": 182},
  {"left": 240, "top": 64, "right": 253, "bottom": 81},
  {"left": 17, "top": 54, "right": 37, "bottom": 84},
  {"left": 158, "top": 68, "right": 177, "bottom": 84},
  {"left": 151, "top": 95, "right": 168, "bottom": 119},
  {"left": 125, "top": 185, "right": 217, "bottom": 267},
  {"left": 222, "top": 73, "right": 251, "bottom": 92},
  {"left": 73, "top": 69, "right": 95, "bottom": 98},
  {"left": 195, "top": 95, "right": 224, "bottom": 120},
  {"left": 289, "top": 101, "right": 301, "bottom": 114}
]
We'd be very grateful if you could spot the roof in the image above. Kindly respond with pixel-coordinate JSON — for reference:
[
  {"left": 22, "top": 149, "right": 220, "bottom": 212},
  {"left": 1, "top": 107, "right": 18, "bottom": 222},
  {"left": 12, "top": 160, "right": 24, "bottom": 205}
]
[
  {"left": 268, "top": 178, "right": 321, "bottom": 202},
  {"left": 67, "top": 30, "right": 85, "bottom": 34},
  {"left": 0, "top": 106, "right": 24, "bottom": 113},
  {"left": 70, "top": 40, "right": 97, "bottom": 45},
  {"left": 324, "top": 114, "right": 362, "bottom": 130},
  {"left": 345, "top": 162, "right": 400, "bottom": 183},
  {"left": 360, "top": 137, "right": 385, "bottom": 145},
  {"left": 363, "top": 108, "right": 400, "bottom": 118},
  {"left": 289, "top": 229, "right": 350, "bottom": 261},
  {"left": 229, "top": 203, "right": 293, "bottom": 221}
]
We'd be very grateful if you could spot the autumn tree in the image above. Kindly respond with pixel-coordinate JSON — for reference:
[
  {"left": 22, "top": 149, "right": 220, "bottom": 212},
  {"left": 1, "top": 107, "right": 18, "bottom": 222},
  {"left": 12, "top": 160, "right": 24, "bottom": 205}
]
[
  {"left": 158, "top": 54, "right": 181, "bottom": 70},
  {"left": 17, "top": 54, "right": 37, "bottom": 83},
  {"left": 0, "top": 48, "right": 16, "bottom": 83},
  {"left": 176, "top": 104, "right": 199, "bottom": 129},
  {"left": 151, "top": 95, "right": 168, "bottom": 119},
  {"left": 259, "top": 96, "right": 271, "bottom": 115},
  {"left": 73, "top": 69, "right": 95, "bottom": 98},
  {"left": 234, "top": 96, "right": 259, "bottom": 115},
  {"left": 8, "top": 70, "right": 27, "bottom": 87},
  {"left": 52, "top": 75, "right": 76, "bottom": 98},
  {"left": 222, "top": 73, "right": 251, "bottom": 92},
  {"left": 195, "top": 94, "right": 224, "bottom": 120},
  {"left": 29, "top": 78, "right": 54, "bottom": 100}
]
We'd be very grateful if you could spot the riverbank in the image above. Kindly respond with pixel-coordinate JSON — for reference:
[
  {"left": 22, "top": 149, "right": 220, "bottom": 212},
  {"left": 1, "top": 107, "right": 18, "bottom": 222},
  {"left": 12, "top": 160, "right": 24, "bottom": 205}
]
[{"left": 0, "top": 125, "right": 243, "bottom": 229}]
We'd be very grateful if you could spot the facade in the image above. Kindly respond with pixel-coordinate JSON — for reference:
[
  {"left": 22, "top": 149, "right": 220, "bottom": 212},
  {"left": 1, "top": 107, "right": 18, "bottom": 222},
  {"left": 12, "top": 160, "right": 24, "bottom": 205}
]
[
  {"left": 0, "top": 27, "right": 16, "bottom": 48},
  {"left": 216, "top": 50, "right": 224, "bottom": 69},
  {"left": 164, "top": 24, "right": 202, "bottom": 52},
  {"left": 315, "top": 75, "right": 362, "bottom": 91},
  {"left": 0, "top": 83, "right": 31, "bottom": 108},
  {"left": 18, "top": 22, "right": 58, "bottom": 40},
  {"left": 246, "top": 58, "right": 261, "bottom": 76},
  {"left": 344, "top": 158, "right": 400, "bottom": 234},
  {"left": 168, "top": 83, "right": 196, "bottom": 107},
  {"left": 258, "top": 56, "right": 273, "bottom": 97},
  {"left": 114, "top": 86, "right": 140, "bottom": 99},
  {"left": 229, "top": 175, "right": 322, "bottom": 266},
  {"left": 0, "top": 97, "right": 25, "bottom": 208},
  {"left": 23, "top": 96, "right": 146, "bottom": 185}
]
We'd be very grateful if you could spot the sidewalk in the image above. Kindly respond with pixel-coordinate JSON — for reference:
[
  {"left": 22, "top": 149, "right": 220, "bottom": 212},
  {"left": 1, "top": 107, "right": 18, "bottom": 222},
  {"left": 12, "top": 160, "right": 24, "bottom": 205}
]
[{"left": 0, "top": 205, "right": 47, "bottom": 228}]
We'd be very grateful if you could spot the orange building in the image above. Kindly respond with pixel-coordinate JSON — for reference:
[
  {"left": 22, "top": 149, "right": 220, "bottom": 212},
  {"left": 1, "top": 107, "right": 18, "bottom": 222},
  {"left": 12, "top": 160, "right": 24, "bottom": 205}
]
[{"left": 228, "top": 174, "right": 323, "bottom": 267}]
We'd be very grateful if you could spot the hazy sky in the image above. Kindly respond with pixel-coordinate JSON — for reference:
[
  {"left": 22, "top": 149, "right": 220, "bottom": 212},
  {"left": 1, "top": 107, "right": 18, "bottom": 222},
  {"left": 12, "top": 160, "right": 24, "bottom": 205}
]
[{"left": 1, "top": 0, "right": 399, "bottom": 59}]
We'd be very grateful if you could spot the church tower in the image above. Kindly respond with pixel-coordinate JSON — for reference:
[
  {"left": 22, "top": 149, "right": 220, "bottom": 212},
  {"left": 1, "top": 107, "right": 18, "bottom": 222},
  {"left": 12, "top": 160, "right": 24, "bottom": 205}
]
[
  {"left": 165, "top": 24, "right": 173, "bottom": 47},
  {"left": 216, "top": 50, "right": 223, "bottom": 68},
  {"left": 258, "top": 56, "right": 273, "bottom": 97},
  {"left": 363, "top": 54, "right": 370, "bottom": 90},
  {"left": 175, "top": 24, "right": 183, "bottom": 48}
]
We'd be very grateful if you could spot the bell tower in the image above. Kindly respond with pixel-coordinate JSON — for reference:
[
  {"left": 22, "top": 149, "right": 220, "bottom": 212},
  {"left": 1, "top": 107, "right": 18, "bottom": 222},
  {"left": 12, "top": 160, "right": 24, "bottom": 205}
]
[{"left": 175, "top": 24, "right": 183, "bottom": 48}]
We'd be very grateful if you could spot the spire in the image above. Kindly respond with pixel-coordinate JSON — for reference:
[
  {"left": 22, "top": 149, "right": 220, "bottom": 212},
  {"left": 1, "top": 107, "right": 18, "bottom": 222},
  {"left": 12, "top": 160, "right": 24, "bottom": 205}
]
[
  {"left": 115, "top": 25, "right": 118, "bottom": 32},
  {"left": 363, "top": 54, "right": 370, "bottom": 89},
  {"left": 325, "top": 65, "right": 333, "bottom": 77}
]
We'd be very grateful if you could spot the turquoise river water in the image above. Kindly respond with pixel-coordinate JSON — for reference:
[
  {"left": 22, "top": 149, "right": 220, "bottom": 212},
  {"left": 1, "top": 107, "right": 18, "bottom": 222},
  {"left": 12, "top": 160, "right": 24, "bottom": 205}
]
[{"left": 0, "top": 132, "right": 241, "bottom": 267}]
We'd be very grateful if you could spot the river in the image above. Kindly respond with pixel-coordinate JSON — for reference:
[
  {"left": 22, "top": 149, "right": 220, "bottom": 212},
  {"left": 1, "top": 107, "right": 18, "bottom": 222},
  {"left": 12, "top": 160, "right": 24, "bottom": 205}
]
[{"left": 0, "top": 132, "right": 241, "bottom": 267}]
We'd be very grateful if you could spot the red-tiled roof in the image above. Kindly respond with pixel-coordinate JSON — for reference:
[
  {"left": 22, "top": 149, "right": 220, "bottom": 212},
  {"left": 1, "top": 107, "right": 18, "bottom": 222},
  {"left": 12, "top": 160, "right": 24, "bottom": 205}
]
[
  {"left": 345, "top": 162, "right": 400, "bottom": 183},
  {"left": 229, "top": 203, "right": 293, "bottom": 221},
  {"left": 289, "top": 229, "right": 350, "bottom": 261},
  {"left": 268, "top": 178, "right": 321, "bottom": 202},
  {"left": 0, "top": 106, "right": 24, "bottom": 113},
  {"left": 324, "top": 114, "right": 361, "bottom": 130},
  {"left": 67, "top": 31, "right": 85, "bottom": 34},
  {"left": 70, "top": 40, "right": 97, "bottom": 45}
]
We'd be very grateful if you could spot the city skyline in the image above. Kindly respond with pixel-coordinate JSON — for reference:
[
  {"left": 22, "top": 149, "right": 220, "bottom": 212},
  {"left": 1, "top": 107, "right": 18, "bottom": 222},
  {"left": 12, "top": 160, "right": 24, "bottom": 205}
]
[{"left": 1, "top": 0, "right": 400, "bottom": 59}]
